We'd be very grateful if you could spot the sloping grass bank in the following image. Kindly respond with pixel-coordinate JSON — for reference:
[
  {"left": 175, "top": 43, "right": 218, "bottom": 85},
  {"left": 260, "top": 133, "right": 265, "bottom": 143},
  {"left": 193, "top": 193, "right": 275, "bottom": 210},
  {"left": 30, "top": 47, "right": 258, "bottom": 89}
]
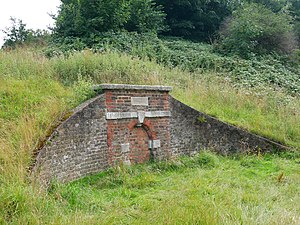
[
  {"left": 50, "top": 50, "right": 300, "bottom": 148},
  {"left": 2, "top": 152, "right": 300, "bottom": 224}
]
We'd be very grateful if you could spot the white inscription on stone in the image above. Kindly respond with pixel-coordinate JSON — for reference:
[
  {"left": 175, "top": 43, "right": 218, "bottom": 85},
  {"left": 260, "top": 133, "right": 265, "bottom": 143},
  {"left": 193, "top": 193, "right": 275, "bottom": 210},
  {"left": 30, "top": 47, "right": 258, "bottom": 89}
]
[{"left": 131, "top": 97, "right": 149, "bottom": 106}]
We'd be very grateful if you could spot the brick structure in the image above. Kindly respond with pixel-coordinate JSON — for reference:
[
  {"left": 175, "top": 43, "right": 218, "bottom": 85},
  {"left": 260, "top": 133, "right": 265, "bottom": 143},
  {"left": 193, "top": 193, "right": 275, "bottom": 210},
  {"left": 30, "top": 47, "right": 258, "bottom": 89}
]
[
  {"left": 169, "top": 97, "right": 286, "bottom": 156},
  {"left": 102, "top": 84, "right": 172, "bottom": 166},
  {"left": 32, "top": 84, "right": 286, "bottom": 185},
  {"left": 32, "top": 95, "right": 108, "bottom": 184}
]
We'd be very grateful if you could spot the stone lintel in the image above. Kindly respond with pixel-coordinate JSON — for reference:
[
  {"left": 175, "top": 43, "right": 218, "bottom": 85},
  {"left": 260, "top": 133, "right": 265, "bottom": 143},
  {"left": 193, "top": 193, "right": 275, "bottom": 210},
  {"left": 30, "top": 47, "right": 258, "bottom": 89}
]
[
  {"left": 106, "top": 111, "right": 171, "bottom": 120},
  {"left": 96, "top": 84, "right": 172, "bottom": 92},
  {"left": 146, "top": 111, "right": 171, "bottom": 118}
]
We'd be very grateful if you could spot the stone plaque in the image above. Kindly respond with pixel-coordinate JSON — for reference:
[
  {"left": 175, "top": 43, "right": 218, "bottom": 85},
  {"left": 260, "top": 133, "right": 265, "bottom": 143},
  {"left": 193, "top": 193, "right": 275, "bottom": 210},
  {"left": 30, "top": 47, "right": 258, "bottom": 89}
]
[
  {"left": 149, "top": 140, "right": 161, "bottom": 149},
  {"left": 121, "top": 143, "right": 130, "bottom": 153},
  {"left": 131, "top": 97, "right": 149, "bottom": 106},
  {"left": 153, "top": 140, "right": 161, "bottom": 148}
]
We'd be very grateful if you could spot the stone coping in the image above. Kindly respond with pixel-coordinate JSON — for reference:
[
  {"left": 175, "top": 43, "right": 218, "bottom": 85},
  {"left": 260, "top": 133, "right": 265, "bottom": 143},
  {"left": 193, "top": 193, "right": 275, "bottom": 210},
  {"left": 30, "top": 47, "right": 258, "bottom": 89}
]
[{"left": 94, "top": 84, "right": 172, "bottom": 92}]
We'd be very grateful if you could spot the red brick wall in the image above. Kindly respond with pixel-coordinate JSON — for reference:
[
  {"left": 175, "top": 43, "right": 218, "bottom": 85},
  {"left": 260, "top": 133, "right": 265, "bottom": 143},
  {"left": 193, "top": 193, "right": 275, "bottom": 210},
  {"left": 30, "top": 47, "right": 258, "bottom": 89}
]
[
  {"left": 105, "top": 89, "right": 171, "bottom": 166},
  {"left": 105, "top": 90, "right": 169, "bottom": 112}
]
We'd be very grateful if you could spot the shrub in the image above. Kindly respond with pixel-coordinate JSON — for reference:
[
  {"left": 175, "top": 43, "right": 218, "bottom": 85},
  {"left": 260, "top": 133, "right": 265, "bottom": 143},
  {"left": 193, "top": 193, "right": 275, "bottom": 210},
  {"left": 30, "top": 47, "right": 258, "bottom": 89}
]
[
  {"left": 2, "top": 17, "right": 50, "bottom": 49},
  {"left": 216, "top": 3, "right": 298, "bottom": 58},
  {"left": 2, "top": 17, "right": 29, "bottom": 49}
]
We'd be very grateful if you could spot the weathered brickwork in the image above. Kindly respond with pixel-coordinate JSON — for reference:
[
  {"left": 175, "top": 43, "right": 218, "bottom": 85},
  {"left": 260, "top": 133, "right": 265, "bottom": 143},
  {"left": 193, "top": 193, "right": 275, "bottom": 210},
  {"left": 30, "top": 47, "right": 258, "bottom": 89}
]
[
  {"left": 170, "top": 96, "right": 286, "bottom": 156},
  {"left": 105, "top": 90, "right": 170, "bottom": 112},
  {"left": 33, "top": 84, "right": 286, "bottom": 185},
  {"left": 32, "top": 94, "right": 109, "bottom": 184},
  {"left": 103, "top": 85, "right": 172, "bottom": 166},
  {"left": 33, "top": 85, "right": 172, "bottom": 184}
]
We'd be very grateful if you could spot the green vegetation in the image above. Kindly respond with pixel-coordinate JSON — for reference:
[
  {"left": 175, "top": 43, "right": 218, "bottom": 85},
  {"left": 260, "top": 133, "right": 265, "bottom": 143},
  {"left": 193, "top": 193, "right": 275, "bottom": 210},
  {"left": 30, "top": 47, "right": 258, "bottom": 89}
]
[
  {"left": 0, "top": 43, "right": 300, "bottom": 223},
  {"left": 45, "top": 34, "right": 300, "bottom": 96},
  {"left": 43, "top": 152, "right": 300, "bottom": 224},
  {"left": 1, "top": 150, "right": 300, "bottom": 224},
  {"left": 2, "top": 17, "right": 50, "bottom": 49},
  {"left": 1, "top": 0, "right": 300, "bottom": 221},
  {"left": 217, "top": 3, "right": 297, "bottom": 58},
  {"left": 156, "top": 0, "right": 231, "bottom": 40},
  {"left": 53, "top": 0, "right": 166, "bottom": 39}
]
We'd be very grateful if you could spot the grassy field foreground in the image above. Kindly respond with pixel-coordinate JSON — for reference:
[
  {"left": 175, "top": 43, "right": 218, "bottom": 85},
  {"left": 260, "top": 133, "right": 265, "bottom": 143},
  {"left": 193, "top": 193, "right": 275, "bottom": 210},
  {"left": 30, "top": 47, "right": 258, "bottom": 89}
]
[
  {"left": 43, "top": 152, "right": 300, "bottom": 225},
  {"left": 2, "top": 152, "right": 300, "bottom": 224},
  {"left": 0, "top": 48, "right": 300, "bottom": 224}
]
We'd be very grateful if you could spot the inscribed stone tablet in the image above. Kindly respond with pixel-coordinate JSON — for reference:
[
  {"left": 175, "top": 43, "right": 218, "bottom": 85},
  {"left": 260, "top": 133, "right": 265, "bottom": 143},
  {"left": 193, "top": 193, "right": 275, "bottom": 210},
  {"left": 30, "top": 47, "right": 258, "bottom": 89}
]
[{"left": 131, "top": 97, "right": 149, "bottom": 106}]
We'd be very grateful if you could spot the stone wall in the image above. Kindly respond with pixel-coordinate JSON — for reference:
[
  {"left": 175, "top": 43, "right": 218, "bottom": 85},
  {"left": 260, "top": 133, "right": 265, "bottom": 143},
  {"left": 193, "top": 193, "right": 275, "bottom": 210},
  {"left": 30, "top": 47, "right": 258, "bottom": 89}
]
[
  {"left": 170, "top": 96, "right": 286, "bottom": 156},
  {"left": 32, "top": 94, "right": 108, "bottom": 185}
]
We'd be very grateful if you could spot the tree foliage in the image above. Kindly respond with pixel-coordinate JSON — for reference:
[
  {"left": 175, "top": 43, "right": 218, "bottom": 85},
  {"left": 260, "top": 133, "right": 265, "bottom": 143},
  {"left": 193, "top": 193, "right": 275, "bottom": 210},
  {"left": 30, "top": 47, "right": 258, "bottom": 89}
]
[
  {"left": 216, "top": 3, "right": 297, "bottom": 58},
  {"left": 2, "top": 17, "right": 50, "bottom": 49},
  {"left": 289, "top": 0, "right": 300, "bottom": 39},
  {"left": 245, "top": 0, "right": 300, "bottom": 41},
  {"left": 2, "top": 17, "right": 29, "bottom": 48},
  {"left": 53, "top": 0, "right": 166, "bottom": 39},
  {"left": 156, "top": 0, "right": 233, "bottom": 41}
]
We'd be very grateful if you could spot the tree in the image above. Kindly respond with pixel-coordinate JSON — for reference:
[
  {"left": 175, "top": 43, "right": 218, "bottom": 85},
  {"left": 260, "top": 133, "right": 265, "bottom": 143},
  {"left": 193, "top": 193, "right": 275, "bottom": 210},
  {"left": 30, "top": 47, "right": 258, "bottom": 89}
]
[
  {"left": 156, "top": 0, "right": 232, "bottom": 41},
  {"left": 2, "top": 17, "right": 29, "bottom": 48},
  {"left": 289, "top": 0, "right": 300, "bottom": 40},
  {"left": 53, "top": 0, "right": 166, "bottom": 40},
  {"left": 216, "top": 3, "right": 297, "bottom": 58},
  {"left": 125, "top": 0, "right": 166, "bottom": 33},
  {"left": 1, "top": 17, "right": 50, "bottom": 49}
]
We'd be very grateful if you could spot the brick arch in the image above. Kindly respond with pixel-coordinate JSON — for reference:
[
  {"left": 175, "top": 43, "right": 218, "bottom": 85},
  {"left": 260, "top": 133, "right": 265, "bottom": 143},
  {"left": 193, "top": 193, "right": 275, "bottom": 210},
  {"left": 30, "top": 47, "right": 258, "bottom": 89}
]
[{"left": 127, "top": 118, "right": 157, "bottom": 140}]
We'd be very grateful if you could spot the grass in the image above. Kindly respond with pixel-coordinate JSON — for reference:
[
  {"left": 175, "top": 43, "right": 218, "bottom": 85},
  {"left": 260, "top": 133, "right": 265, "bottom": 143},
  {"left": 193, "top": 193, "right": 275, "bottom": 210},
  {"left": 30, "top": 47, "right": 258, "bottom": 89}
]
[
  {"left": 48, "top": 34, "right": 300, "bottom": 96},
  {"left": 172, "top": 78, "right": 300, "bottom": 148},
  {"left": 0, "top": 47, "right": 299, "bottom": 224},
  {"left": 4, "top": 151, "right": 299, "bottom": 224},
  {"left": 49, "top": 50, "right": 300, "bottom": 148}
]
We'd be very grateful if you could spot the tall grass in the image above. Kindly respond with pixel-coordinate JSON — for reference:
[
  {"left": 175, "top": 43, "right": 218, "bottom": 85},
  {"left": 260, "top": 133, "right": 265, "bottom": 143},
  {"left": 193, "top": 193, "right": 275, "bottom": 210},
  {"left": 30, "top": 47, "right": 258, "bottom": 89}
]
[
  {"left": 3, "top": 152, "right": 299, "bottom": 224},
  {"left": 0, "top": 48, "right": 299, "bottom": 224},
  {"left": 47, "top": 34, "right": 300, "bottom": 96},
  {"left": 49, "top": 51, "right": 300, "bottom": 148}
]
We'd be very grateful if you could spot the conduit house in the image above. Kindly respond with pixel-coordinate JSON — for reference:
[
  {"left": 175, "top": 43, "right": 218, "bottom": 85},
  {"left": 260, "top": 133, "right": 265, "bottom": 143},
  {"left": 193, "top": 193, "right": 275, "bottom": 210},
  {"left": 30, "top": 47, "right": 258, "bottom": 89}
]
[{"left": 32, "top": 84, "right": 285, "bottom": 184}]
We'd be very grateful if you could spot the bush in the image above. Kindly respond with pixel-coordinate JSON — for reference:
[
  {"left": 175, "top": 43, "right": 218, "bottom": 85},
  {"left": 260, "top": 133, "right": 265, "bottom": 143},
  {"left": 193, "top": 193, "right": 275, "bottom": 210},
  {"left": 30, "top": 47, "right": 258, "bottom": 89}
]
[
  {"left": 216, "top": 3, "right": 298, "bottom": 59},
  {"left": 2, "top": 17, "right": 50, "bottom": 49},
  {"left": 2, "top": 18, "right": 29, "bottom": 49},
  {"left": 45, "top": 34, "right": 300, "bottom": 96}
]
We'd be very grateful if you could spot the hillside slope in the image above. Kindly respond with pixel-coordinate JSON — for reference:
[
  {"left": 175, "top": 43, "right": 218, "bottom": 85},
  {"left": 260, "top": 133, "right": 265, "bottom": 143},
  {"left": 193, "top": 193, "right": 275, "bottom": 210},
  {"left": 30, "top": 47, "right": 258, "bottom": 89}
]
[{"left": 0, "top": 48, "right": 299, "bottom": 224}]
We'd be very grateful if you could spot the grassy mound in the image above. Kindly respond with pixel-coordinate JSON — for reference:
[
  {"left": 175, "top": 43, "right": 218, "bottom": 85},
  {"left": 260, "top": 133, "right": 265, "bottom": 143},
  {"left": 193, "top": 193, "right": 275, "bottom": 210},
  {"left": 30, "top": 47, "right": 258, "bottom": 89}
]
[{"left": 0, "top": 47, "right": 299, "bottom": 224}]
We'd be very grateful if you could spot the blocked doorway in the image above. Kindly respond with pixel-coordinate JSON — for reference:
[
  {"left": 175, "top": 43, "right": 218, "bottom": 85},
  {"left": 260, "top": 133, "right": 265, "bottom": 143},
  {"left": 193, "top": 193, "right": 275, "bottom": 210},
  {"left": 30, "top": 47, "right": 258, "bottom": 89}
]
[{"left": 128, "top": 126, "right": 151, "bottom": 164}]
